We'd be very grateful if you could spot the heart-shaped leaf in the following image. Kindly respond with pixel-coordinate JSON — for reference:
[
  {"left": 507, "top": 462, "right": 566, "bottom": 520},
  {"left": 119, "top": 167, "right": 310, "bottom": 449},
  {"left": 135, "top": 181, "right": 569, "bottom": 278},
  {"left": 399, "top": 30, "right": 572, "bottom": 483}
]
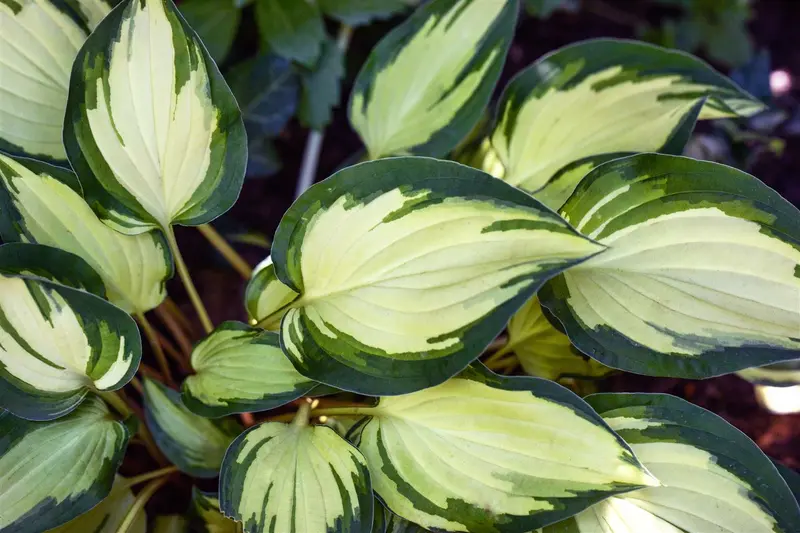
[
  {"left": 220, "top": 415, "right": 373, "bottom": 533},
  {"left": 0, "top": 396, "right": 131, "bottom": 532},
  {"left": 0, "top": 244, "right": 141, "bottom": 421},
  {"left": 349, "top": 0, "right": 517, "bottom": 158},
  {"left": 271, "top": 157, "right": 604, "bottom": 395},
  {"left": 182, "top": 322, "right": 318, "bottom": 417},
  {"left": 540, "top": 154, "right": 800, "bottom": 379},
  {"left": 490, "top": 39, "right": 766, "bottom": 208},
  {"left": 355, "top": 366, "right": 657, "bottom": 532},
  {"left": 540, "top": 393, "right": 800, "bottom": 533},
  {"left": 64, "top": 0, "right": 247, "bottom": 234}
]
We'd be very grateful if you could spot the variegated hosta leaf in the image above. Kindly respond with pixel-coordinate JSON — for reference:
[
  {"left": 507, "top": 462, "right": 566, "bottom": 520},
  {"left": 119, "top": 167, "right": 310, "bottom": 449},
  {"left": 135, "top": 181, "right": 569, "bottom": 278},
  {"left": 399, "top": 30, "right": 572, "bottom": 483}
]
[
  {"left": 738, "top": 360, "right": 800, "bottom": 387},
  {"left": 0, "top": 247, "right": 141, "bottom": 421},
  {"left": 540, "top": 393, "right": 800, "bottom": 533},
  {"left": 220, "top": 418, "right": 373, "bottom": 533},
  {"left": 0, "top": 152, "right": 172, "bottom": 313},
  {"left": 0, "top": 396, "right": 131, "bottom": 532},
  {"left": 491, "top": 39, "right": 766, "bottom": 209},
  {"left": 272, "top": 157, "right": 604, "bottom": 395},
  {"left": 188, "top": 489, "right": 237, "bottom": 533},
  {"left": 0, "top": 0, "right": 111, "bottom": 163},
  {"left": 244, "top": 256, "right": 298, "bottom": 329},
  {"left": 773, "top": 461, "right": 800, "bottom": 502},
  {"left": 48, "top": 476, "right": 146, "bottom": 533},
  {"left": 506, "top": 296, "right": 611, "bottom": 381},
  {"left": 373, "top": 504, "right": 430, "bottom": 533},
  {"left": 0, "top": 241, "right": 106, "bottom": 297},
  {"left": 540, "top": 153, "right": 800, "bottom": 379},
  {"left": 181, "top": 321, "right": 318, "bottom": 417},
  {"left": 143, "top": 378, "right": 240, "bottom": 477},
  {"left": 355, "top": 367, "right": 657, "bottom": 532},
  {"left": 349, "top": 0, "right": 517, "bottom": 159},
  {"left": 64, "top": 0, "right": 247, "bottom": 234}
]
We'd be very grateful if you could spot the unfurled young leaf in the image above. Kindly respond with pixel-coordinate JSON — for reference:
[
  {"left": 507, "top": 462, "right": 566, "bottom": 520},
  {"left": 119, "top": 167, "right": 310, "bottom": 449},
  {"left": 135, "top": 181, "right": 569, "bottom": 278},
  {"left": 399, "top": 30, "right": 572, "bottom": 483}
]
[
  {"left": 540, "top": 393, "right": 800, "bottom": 533},
  {"left": 0, "top": 153, "right": 173, "bottom": 314},
  {"left": 506, "top": 296, "right": 611, "bottom": 381},
  {"left": 220, "top": 417, "right": 373, "bottom": 533},
  {"left": 349, "top": 0, "right": 518, "bottom": 159},
  {"left": 180, "top": 0, "right": 241, "bottom": 63},
  {"left": 0, "top": 244, "right": 141, "bottom": 421},
  {"left": 299, "top": 37, "right": 346, "bottom": 130},
  {"left": 540, "top": 153, "right": 800, "bottom": 379},
  {"left": 49, "top": 477, "right": 147, "bottom": 533},
  {"left": 182, "top": 322, "right": 318, "bottom": 417},
  {"left": 0, "top": 396, "right": 131, "bottom": 532},
  {"left": 188, "top": 489, "right": 238, "bottom": 533},
  {"left": 355, "top": 367, "right": 657, "bottom": 532},
  {"left": 0, "top": 0, "right": 111, "bottom": 163},
  {"left": 272, "top": 157, "right": 604, "bottom": 395},
  {"left": 64, "top": 0, "right": 247, "bottom": 235},
  {"left": 738, "top": 360, "right": 800, "bottom": 387},
  {"left": 245, "top": 256, "right": 299, "bottom": 328},
  {"left": 143, "top": 378, "right": 240, "bottom": 477},
  {"left": 491, "top": 39, "right": 766, "bottom": 208},
  {"left": 255, "top": 0, "right": 326, "bottom": 67},
  {"left": 320, "top": 0, "right": 414, "bottom": 26},
  {"left": 227, "top": 54, "right": 300, "bottom": 138}
]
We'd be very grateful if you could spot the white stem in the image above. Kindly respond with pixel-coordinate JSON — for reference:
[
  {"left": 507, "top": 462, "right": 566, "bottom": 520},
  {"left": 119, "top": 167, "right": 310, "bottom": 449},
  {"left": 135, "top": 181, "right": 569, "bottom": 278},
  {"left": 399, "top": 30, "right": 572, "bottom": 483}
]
[{"left": 295, "top": 129, "right": 325, "bottom": 198}]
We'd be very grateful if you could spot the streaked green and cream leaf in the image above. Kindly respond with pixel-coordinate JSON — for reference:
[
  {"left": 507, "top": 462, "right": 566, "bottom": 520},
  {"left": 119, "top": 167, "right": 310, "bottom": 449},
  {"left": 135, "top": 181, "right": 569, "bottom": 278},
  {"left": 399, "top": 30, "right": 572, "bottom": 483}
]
[
  {"left": 48, "top": 476, "right": 146, "bottom": 533},
  {"left": 143, "top": 378, "right": 240, "bottom": 477},
  {"left": 540, "top": 393, "right": 800, "bottom": 533},
  {"left": 491, "top": 39, "right": 765, "bottom": 208},
  {"left": 244, "top": 256, "right": 299, "bottom": 329},
  {"left": 376, "top": 506, "right": 430, "bottom": 533},
  {"left": 272, "top": 157, "right": 604, "bottom": 395},
  {"left": 187, "top": 489, "right": 237, "bottom": 533},
  {"left": 540, "top": 153, "right": 800, "bottom": 379},
  {"left": 0, "top": 396, "right": 130, "bottom": 533},
  {"left": 0, "top": 242, "right": 106, "bottom": 297},
  {"left": 356, "top": 366, "right": 657, "bottom": 532},
  {"left": 219, "top": 415, "right": 373, "bottom": 533},
  {"left": 64, "top": 0, "right": 247, "bottom": 234},
  {"left": 0, "top": 152, "right": 172, "bottom": 313},
  {"left": 505, "top": 296, "right": 612, "bottom": 381},
  {"left": 349, "top": 0, "right": 517, "bottom": 158},
  {"left": 181, "top": 321, "right": 318, "bottom": 417},
  {"left": 0, "top": 248, "right": 141, "bottom": 421},
  {"left": 738, "top": 360, "right": 800, "bottom": 387},
  {"left": 0, "top": 0, "right": 111, "bottom": 163}
]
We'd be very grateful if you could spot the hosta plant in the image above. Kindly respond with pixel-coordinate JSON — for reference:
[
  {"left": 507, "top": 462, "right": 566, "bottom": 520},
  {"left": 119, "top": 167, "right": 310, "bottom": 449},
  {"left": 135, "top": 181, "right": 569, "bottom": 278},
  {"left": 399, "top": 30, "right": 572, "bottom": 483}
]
[{"left": 1, "top": 0, "right": 799, "bottom": 532}]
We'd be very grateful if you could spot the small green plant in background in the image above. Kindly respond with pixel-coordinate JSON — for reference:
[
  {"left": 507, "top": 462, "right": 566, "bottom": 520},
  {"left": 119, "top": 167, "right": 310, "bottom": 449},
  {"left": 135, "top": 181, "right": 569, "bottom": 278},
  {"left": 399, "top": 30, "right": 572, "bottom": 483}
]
[{"left": 1, "top": 1, "right": 799, "bottom": 533}]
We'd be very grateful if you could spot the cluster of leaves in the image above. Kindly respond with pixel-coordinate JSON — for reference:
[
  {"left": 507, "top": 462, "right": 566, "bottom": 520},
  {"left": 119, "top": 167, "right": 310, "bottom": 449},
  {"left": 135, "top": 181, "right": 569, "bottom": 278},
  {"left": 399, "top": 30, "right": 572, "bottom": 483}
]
[{"left": 0, "top": 0, "right": 799, "bottom": 533}]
